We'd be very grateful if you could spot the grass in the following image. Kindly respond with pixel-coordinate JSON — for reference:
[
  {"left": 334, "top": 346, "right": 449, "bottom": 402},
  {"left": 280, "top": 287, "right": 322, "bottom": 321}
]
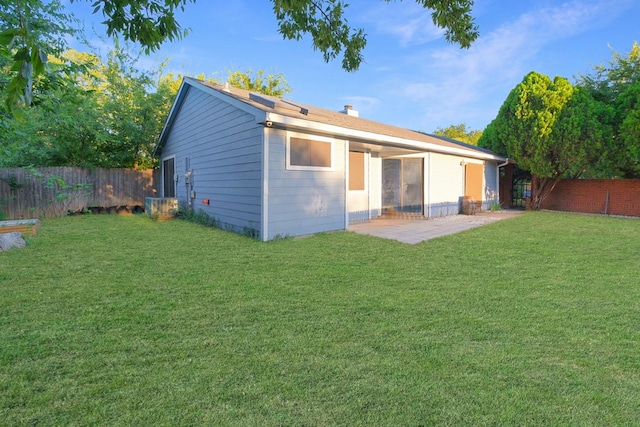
[{"left": 1, "top": 212, "right": 639, "bottom": 425}]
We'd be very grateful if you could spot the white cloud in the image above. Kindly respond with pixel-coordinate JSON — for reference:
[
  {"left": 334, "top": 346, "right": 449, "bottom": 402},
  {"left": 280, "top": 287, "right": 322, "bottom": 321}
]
[
  {"left": 385, "top": 0, "right": 634, "bottom": 129},
  {"left": 361, "top": 2, "right": 444, "bottom": 46}
]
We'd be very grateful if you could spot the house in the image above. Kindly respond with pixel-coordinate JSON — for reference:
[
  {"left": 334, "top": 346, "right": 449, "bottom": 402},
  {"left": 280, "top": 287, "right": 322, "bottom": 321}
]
[{"left": 156, "top": 78, "right": 508, "bottom": 241}]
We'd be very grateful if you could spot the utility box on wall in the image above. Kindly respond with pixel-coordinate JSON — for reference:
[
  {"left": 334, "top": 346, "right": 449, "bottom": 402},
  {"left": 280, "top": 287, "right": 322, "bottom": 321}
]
[{"left": 145, "top": 197, "right": 178, "bottom": 221}]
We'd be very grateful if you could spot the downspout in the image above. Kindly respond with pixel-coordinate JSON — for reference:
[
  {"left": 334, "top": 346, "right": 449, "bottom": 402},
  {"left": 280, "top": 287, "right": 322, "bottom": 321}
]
[
  {"left": 497, "top": 158, "right": 510, "bottom": 207},
  {"left": 367, "top": 151, "right": 372, "bottom": 220},
  {"left": 427, "top": 153, "right": 432, "bottom": 218},
  {"left": 261, "top": 126, "right": 270, "bottom": 241},
  {"left": 345, "top": 141, "right": 349, "bottom": 228}
]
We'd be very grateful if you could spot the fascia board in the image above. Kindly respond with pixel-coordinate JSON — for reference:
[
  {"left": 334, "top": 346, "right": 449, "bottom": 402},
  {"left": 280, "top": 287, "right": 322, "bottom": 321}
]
[
  {"left": 183, "top": 77, "right": 268, "bottom": 123},
  {"left": 156, "top": 79, "right": 191, "bottom": 154},
  {"left": 264, "top": 112, "right": 506, "bottom": 162},
  {"left": 156, "top": 78, "right": 268, "bottom": 155}
]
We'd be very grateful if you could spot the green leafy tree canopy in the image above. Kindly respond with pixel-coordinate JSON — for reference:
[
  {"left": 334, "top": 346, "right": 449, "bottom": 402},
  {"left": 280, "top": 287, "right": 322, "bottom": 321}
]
[
  {"left": 433, "top": 123, "right": 482, "bottom": 145},
  {"left": 577, "top": 42, "right": 640, "bottom": 177}
]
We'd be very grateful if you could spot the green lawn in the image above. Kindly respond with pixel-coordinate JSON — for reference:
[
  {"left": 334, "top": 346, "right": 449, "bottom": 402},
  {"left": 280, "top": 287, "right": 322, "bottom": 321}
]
[{"left": 1, "top": 212, "right": 639, "bottom": 425}]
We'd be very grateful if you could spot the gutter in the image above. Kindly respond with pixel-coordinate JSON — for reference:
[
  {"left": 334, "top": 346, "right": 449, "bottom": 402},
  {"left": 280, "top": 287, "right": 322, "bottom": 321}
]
[
  {"left": 497, "top": 158, "right": 512, "bottom": 168},
  {"left": 263, "top": 112, "right": 506, "bottom": 162}
]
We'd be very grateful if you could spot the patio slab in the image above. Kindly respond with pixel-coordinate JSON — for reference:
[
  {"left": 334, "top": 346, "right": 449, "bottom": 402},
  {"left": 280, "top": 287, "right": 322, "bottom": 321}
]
[{"left": 349, "top": 210, "right": 523, "bottom": 244}]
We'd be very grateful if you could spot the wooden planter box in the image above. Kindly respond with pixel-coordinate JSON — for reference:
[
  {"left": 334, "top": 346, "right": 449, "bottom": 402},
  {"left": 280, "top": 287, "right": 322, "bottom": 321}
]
[{"left": 0, "top": 219, "right": 41, "bottom": 237}]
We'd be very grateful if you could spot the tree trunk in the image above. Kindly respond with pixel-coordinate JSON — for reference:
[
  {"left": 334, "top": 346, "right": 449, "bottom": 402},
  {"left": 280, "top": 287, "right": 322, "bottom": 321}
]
[{"left": 531, "top": 175, "right": 560, "bottom": 210}]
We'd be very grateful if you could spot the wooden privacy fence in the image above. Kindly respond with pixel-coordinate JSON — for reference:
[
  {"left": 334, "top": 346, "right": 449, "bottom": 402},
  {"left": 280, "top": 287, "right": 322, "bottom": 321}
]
[{"left": 0, "top": 167, "right": 160, "bottom": 219}]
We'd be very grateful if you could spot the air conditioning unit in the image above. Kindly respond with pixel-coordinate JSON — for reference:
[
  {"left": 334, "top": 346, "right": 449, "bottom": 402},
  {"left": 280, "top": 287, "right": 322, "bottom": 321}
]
[{"left": 144, "top": 197, "right": 178, "bottom": 221}]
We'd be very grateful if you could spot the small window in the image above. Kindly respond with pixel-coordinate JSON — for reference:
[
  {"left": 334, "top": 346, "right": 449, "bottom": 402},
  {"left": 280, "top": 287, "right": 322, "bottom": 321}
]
[
  {"left": 287, "top": 134, "right": 333, "bottom": 170},
  {"left": 349, "top": 151, "right": 365, "bottom": 191}
]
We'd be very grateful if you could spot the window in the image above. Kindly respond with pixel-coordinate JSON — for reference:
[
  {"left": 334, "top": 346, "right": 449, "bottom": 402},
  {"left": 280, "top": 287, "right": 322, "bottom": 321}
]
[
  {"left": 349, "top": 151, "right": 365, "bottom": 191},
  {"left": 286, "top": 134, "right": 333, "bottom": 170}
]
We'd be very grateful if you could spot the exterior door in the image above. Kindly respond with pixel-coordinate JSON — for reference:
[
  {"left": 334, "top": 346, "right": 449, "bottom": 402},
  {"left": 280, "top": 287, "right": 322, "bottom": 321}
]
[
  {"left": 465, "top": 163, "right": 483, "bottom": 201},
  {"left": 163, "top": 157, "right": 176, "bottom": 197},
  {"left": 382, "top": 158, "right": 423, "bottom": 214}
]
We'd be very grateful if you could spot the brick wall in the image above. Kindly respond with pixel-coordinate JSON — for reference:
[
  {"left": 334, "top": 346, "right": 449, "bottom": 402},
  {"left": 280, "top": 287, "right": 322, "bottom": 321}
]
[{"left": 541, "top": 179, "right": 640, "bottom": 217}]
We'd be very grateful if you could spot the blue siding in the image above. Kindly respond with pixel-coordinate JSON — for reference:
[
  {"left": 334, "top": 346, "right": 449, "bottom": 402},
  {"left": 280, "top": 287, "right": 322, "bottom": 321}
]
[
  {"left": 160, "top": 87, "right": 263, "bottom": 236},
  {"left": 266, "top": 130, "right": 346, "bottom": 239}
]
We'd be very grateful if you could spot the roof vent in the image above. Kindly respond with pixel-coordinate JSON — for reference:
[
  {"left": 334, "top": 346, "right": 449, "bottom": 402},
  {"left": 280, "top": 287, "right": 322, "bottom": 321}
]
[
  {"left": 340, "top": 104, "right": 359, "bottom": 118},
  {"left": 223, "top": 82, "right": 231, "bottom": 92}
]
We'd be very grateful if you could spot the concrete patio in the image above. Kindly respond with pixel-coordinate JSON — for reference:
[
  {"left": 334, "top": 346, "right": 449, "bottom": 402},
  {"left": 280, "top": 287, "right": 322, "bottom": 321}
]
[{"left": 349, "top": 210, "right": 524, "bottom": 244}]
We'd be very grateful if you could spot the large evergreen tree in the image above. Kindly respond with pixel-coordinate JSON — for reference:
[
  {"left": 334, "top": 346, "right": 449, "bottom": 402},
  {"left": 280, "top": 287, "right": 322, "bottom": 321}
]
[{"left": 479, "top": 72, "right": 610, "bottom": 209}]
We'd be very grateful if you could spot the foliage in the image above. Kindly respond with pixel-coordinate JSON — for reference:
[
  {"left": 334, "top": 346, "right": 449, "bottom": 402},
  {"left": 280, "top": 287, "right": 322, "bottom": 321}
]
[
  {"left": 0, "top": 176, "right": 17, "bottom": 220},
  {"left": 433, "top": 123, "right": 482, "bottom": 145},
  {"left": 173, "top": 203, "right": 260, "bottom": 239},
  {"left": 0, "top": 44, "right": 164, "bottom": 169},
  {"left": 173, "top": 204, "right": 219, "bottom": 228},
  {"left": 577, "top": 42, "right": 640, "bottom": 105},
  {"left": 75, "top": 0, "right": 479, "bottom": 73},
  {"left": 0, "top": 0, "right": 78, "bottom": 108},
  {"left": 0, "top": 175, "right": 25, "bottom": 192},
  {"left": 226, "top": 68, "right": 291, "bottom": 97},
  {"left": 479, "top": 72, "right": 610, "bottom": 209},
  {"left": 617, "top": 81, "right": 640, "bottom": 175},
  {"left": 577, "top": 42, "right": 640, "bottom": 177},
  {"left": 71, "top": 0, "right": 195, "bottom": 53},
  {"left": 2, "top": 0, "right": 479, "bottom": 107},
  {"left": 25, "top": 166, "right": 93, "bottom": 217},
  {"left": 0, "top": 70, "right": 107, "bottom": 167},
  {"left": 1, "top": 213, "right": 640, "bottom": 424},
  {"left": 275, "top": 0, "right": 477, "bottom": 71},
  {"left": 1, "top": 35, "right": 292, "bottom": 169},
  {"left": 91, "top": 43, "right": 166, "bottom": 169},
  {"left": 489, "top": 202, "right": 502, "bottom": 211}
]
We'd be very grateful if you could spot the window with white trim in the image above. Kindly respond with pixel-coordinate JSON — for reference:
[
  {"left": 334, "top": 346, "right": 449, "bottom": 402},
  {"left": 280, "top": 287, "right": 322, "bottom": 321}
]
[{"left": 286, "top": 133, "right": 333, "bottom": 170}]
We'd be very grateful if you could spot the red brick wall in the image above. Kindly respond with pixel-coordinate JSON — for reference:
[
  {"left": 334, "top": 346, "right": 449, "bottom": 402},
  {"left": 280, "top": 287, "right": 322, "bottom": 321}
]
[{"left": 541, "top": 179, "right": 640, "bottom": 217}]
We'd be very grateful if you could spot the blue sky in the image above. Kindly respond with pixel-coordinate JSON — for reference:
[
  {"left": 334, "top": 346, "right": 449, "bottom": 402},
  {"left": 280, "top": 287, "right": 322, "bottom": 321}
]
[{"left": 64, "top": 0, "right": 640, "bottom": 133}]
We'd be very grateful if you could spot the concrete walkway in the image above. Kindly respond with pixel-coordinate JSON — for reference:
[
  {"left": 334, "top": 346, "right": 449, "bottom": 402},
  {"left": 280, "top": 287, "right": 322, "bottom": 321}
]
[{"left": 349, "top": 210, "right": 524, "bottom": 244}]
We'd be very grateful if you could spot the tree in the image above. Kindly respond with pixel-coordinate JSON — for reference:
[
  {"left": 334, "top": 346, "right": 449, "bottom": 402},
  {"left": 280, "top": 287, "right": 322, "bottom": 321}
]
[
  {"left": 79, "top": 0, "right": 477, "bottom": 71},
  {"left": 0, "top": 45, "right": 169, "bottom": 168},
  {"left": 274, "top": 0, "right": 477, "bottom": 71},
  {"left": 2, "top": 0, "right": 479, "bottom": 107},
  {"left": 226, "top": 69, "right": 291, "bottom": 97},
  {"left": 433, "top": 123, "right": 481, "bottom": 145},
  {"left": 0, "top": 0, "right": 78, "bottom": 108},
  {"left": 479, "top": 72, "right": 609, "bottom": 210},
  {"left": 0, "top": 41, "right": 293, "bottom": 168},
  {"left": 577, "top": 42, "right": 640, "bottom": 177},
  {"left": 616, "top": 81, "right": 640, "bottom": 176},
  {"left": 0, "top": 75, "right": 105, "bottom": 167},
  {"left": 577, "top": 42, "right": 640, "bottom": 105}
]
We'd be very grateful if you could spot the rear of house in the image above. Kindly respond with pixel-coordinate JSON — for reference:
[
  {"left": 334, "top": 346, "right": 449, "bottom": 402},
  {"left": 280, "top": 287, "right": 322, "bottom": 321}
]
[{"left": 157, "top": 78, "right": 506, "bottom": 241}]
